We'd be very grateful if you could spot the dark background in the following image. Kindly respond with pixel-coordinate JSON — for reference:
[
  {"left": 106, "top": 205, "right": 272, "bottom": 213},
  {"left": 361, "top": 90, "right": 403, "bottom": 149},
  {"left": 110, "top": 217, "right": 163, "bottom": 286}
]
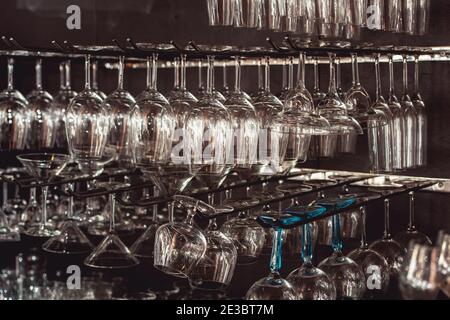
[{"left": 0, "top": 0, "right": 449, "bottom": 298}]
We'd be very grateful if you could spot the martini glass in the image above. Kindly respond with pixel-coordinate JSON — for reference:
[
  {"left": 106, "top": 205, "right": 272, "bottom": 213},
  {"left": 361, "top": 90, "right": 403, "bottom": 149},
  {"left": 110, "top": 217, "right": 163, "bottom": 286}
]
[
  {"left": 52, "top": 60, "right": 77, "bottom": 149},
  {"left": 387, "top": 54, "right": 405, "bottom": 171},
  {"left": 26, "top": 58, "right": 56, "bottom": 150},
  {"left": 348, "top": 206, "right": 390, "bottom": 299},
  {"left": 394, "top": 191, "right": 432, "bottom": 250},
  {"left": 0, "top": 57, "right": 28, "bottom": 150},
  {"left": 42, "top": 166, "right": 94, "bottom": 255},
  {"left": 129, "top": 197, "right": 159, "bottom": 259},
  {"left": 411, "top": 55, "right": 427, "bottom": 167},
  {"left": 245, "top": 219, "right": 296, "bottom": 300},
  {"left": 400, "top": 55, "right": 418, "bottom": 169},
  {"left": 369, "top": 199, "right": 406, "bottom": 277},
  {"left": 17, "top": 153, "right": 70, "bottom": 237},
  {"left": 92, "top": 61, "right": 107, "bottom": 100},
  {"left": 286, "top": 206, "right": 336, "bottom": 300},
  {"left": 84, "top": 192, "right": 139, "bottom": 269}
]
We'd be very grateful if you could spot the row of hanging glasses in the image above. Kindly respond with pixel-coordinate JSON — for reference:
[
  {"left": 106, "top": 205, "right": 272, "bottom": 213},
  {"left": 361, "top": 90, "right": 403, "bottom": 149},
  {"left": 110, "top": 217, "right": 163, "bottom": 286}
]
[
  {"left": 0, "top": 47, "right": 434, "bottom": 300},
  {"left": 206, "top": 0, "right": 431, "bottom": 38}
]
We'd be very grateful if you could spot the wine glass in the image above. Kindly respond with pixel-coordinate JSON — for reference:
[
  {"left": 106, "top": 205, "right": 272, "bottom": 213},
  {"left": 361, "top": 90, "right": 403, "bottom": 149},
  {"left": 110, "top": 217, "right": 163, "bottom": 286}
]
[
  {"left": 394, "top": 191, "right": 432, "bottom": 249},
  {"left": 286, "top": 209, "right": 337, "bottom": 300},
  {"left": 312, "top": 57, "right": 326, "bottom": 107},
  {"left": 399, "top": 242, "right": 439, "bottom": 300},
  {"left": 400, "top": 55, "right": 418, "bottom": 169},
  {"left": 369, "top": 199, "right": 406, "bottom": 277},
  {"left": 411, "top": 55, "right": 427, "bottom": 167},
  {"left": 317, "top": 197, "right": 366, "bottom": 300},
  {"left": 435, "top": 230, "right": 450, "bottom": 297},
  {"left": 26, "top": 58, "right": 56, "bottom": 150},
  {"left": 153, "top": 195, "right": 210, "bottom": 277},
  {"left": 188, "top": 218, "right": 237, "bottom": 290},
  {"left": 345, "top": 53, "right": 371, "bottom": 122},
  {"left": 136, "top": 53, "right": 170, "bottom": 106},
  {"left": 223, "top": 56, "right": 259, "bottom": 193},
  {"left": 17, "top": 153, "right": 70, "bottom": 237},
  {"left": 387, "top": 54, "right": 405, "bottom": 171},
  {"left": 0, "top": 57, "right": 28, "bottom": 151},
  {"left": 196, "top": 59, "right": 226, "bottom": 103},
  {"left": 166, "top": 57, "right": 181, "bottom": 102},
  {"left": 317, "top": 53, "right": 363, "bottom": 158},
  {"left": 184, "top": 55, "right": 232, "bottom": 201},
  {"left": 220, "top": 209, "right": 266, "bottom": 265},
  {"left": 92, "top": 61, "right": 107, "bottom": 100},
  {"left": 348, "top": 206, "right": 390, "bottom": 299},
  {"left": 84, "top": 192, "right": 140, "bottom": 269},
  {"left": 279, "top": 57, "right": 294, "bottom": 103},
  {"left": 53, "top": 60, "right": 77, "bottom": 149},
  {"left": 245, "top": 219, "right": 296, "bottom": 300},
  {"left": 65, "top": 54, "right": 110, "bottom": 177}
]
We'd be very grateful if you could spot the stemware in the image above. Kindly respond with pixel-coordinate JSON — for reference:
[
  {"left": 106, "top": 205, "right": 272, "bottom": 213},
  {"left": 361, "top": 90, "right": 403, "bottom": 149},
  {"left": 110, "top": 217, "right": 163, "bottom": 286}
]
[
  {"left": 245, "top": 218, "right": 296, "bottom": 300},
  {"left": 317, "top": 53, "right": 363, "bottom": 158},
  {"left": 399, "top": 242, "right": 439, "bottom": 300},
  {"left": 348, "top": 206, "right": 390, "bottom": 298},
  {"left": 188, "top": 218, "right": 237, "bottom": 290},
  {"left": 287, "top": 212, "right": 336, "bottom": 300},
  {"left": 318, "top": 210, "right": 366, "bottom": 300},
  {"left": 65, "top": 54, "right": 110, "bottom": 177},
  {"left": 196, "top": 58, "right": 226, "bottom": 103},
  {"left": 166, "top": 57, "right": 181, "bottom": 102},
  {"left": 394, "top": 191, "right": 431, "bottom": 249},
  {"left": 0, "top": 58, "right": 28, "bottom": 151},
  {"left": 136, "top": 54, "right": 170, "bottom": 106},
  {"left": 312, "top": 57, "right": 326, "bottom": 107},
  {"left": 435, "top": 230, "right": 450, "bottom": 297},
  {"left": 26, "top": 58, "right": 56, "bottom": 150},
  {"left": 84, "top": 192, "right": 139, "bottom": 269},
  {"left": 400, "top": 55, "right": 418, "bottom": 169},
  {"left": 92, "top": 61, "right": 107, "bottom": 100},
  {"left": 345, "top": 53, "right": 371, "bottom": 123},
  {"left": 224, "top": 56, "right": 259, "bottom": 188},
  {"left": 387, "top": 54, "right": 405, "bottom": 171},
  {"left": 17, "top": 153, "right": 70, "bottom": 237},
  {"left": 52, "top": 60, "right": 77, "bottom": 149},
  {"left": 153, "top": 195, "right": 209, "bottom": 277},
  {"left": 184, "top": 55, "right": 231, "bottom": 202},
  {"left": 369, "top": 199, "right": 406, "bottom": 277},
  {"left": 411, "top": 55, "right": 427, "bottom": 167}
]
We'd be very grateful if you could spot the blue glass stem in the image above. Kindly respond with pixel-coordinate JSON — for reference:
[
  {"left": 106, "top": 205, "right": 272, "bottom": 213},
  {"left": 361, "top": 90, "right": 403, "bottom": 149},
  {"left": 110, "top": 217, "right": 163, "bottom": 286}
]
[
  {"left": 301, "top": 223, "right": 313, "bottom": 265},
  {"left": 270, "top": 227, "right": 284, "bottom": 274},
  {"left": 331, "top": 214, "right": 343, "bottom": 253}
]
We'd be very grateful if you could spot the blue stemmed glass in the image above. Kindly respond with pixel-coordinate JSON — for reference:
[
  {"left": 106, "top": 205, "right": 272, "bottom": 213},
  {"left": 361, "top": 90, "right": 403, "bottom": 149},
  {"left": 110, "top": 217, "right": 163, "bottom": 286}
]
[
  {"left": 245, "top": 216, "right": 296, "bottom": 300},
  {"left": 317, "top": 198, "right": 366, "bottom": 300}
]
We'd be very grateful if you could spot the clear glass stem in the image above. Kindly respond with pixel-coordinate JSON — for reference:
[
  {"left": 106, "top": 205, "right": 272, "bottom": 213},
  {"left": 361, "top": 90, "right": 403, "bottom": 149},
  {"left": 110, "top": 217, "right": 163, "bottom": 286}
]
[
  {"left": 168, "top": 201, "right": 174, "bottom": 223},
  {"left": 314, "top": 57, "right": 320, "bottom": 91},
  {"left": 41, "top": 186, "right": 49, "bottom": 229},
  {"left": 383, "top": 198, "right": 391, "bottom": 239},
  {"left": 92, "top": 60, "right": 99, "bottom": 90},
  {"left": 402, "top": 55, "right": 409, "bottom": 97},
  {"left": 153, "top": 186, "right": 159, "bottom": 222},
  {"left": 408, "top": 191, "right": 416, "bottom": 231},
  {"left": 264, "top": 56, "right": 271, "bottom": 92},
  {"left": 59, "top": 62, "right": 66, "bottom": 90},
  {"left": 7, "top": 58, "right": 14, "bottom": 90},
  {"left": 29, "top": 187, "right": 37, "bottom": 205},
  {"left": 117, "top": 56, "right": 125, "bottom": 90},
  {"left": 297, "top": 52, "right": 306, "bottom": 88},
  {"left": 336, "top": 58, "right": 342, "bottom": 91},
  {"left": 270, "top": 227, "right": 283, "bottom": 274},
  {"left": 67, "top": 183, "right": 74, "bottom": 220},
  {"left": 206, "top": 55, "right": 215, "bottom": 95},
  {"left": 281, "top": 59, "right": 287, "bottom": 91},
  {"left": 327, "top": 53, "right": 337, "bottom": 95},
  {"left": 288, "top": 56, "right": 294, "bottom": 90},
  {"left": 234, "top": 56, "right": 242, "bottom": 93},
  {"left": 2, "top": 182, "right": 8, "bottom": 210},
  {"left": 65, "top": 60, "right": 72, "bottom": 89},
  {"left": 180, "top": 54, "right": 188, "bottom": 91},
  {"left": 301, "top": 223, "right": 313, "bottom": 265},
  {"left": 150, "top": 53, "right": 158, "bottom": 91},
  {"left": 198, "top": 60, "right": 204, "bottom": 91},
  {"left": 109, "top": 193, "right": 116, "bottom": 232},
  {"left": 85, "top": 55, "right": 91, "bottom": 90},
  {"left": 375, "top": 54, "right": 383, "bottom": 102},
  {"left": 35, "top": 58, "right": 43, "bottom": 91},
  {"left": 414, "top": 55, "right": 420, "bottom": 96},
  {"left": 222, "top": 61, "right": 228, "bottom": 91},
  {"left": 351, "top": 53, "right": 360, "bottom": 86},
  {"left": 388, "top": 55, "right": 396, "bottom": 101},
  {"left": 359, "top": 206, "right": 368, "bottom": 249},
  {"left": 173, "top": 57, "right": 180, "bottom": 90}
]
